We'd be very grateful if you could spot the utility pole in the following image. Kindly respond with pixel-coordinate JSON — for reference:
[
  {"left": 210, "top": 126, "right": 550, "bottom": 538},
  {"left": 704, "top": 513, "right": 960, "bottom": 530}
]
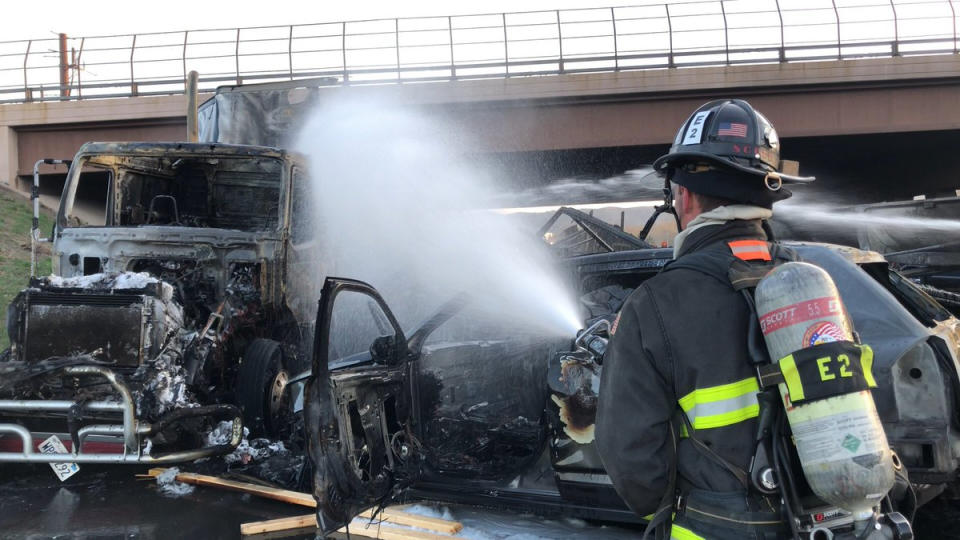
[{"left": 58, "top": 33, "right": 70, "bottom": 97}]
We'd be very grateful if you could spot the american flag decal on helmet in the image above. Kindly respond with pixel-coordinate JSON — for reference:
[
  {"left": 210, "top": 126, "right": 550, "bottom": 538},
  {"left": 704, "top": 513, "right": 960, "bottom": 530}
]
[{"left": 717, "top": 122, "right": 747, "bottom": 137}]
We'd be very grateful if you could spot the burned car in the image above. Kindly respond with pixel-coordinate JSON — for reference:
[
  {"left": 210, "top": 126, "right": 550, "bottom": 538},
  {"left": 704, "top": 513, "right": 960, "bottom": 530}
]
[
  {"left": 0, "top": 142, "right": 323, "bottom": 464},
  {"left": 303, "top": 207, "right": 960, "bottom": 533},
  {"left": 853, "top": 195, "right": 960, "bottom": 312}
]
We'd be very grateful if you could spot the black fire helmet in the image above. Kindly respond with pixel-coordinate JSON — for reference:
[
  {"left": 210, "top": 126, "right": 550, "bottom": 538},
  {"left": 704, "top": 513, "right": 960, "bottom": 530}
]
[{"left": 652, "top": 99, "right": 814, "bottom": 208}]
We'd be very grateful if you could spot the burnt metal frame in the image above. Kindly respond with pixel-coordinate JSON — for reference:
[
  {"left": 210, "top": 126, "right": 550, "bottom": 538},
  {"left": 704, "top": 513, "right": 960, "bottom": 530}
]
[
  {"left": 0, "top": 365, "right": 243, "bottom": 463},
  {"left": 31, "top": 159, "right": 70, "bottom": 277}
]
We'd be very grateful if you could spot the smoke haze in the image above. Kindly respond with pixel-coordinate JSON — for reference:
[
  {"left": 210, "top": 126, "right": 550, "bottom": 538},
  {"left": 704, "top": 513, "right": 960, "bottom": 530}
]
[{"left": 295, "top": 95, "right": 582, "bottom": 336}]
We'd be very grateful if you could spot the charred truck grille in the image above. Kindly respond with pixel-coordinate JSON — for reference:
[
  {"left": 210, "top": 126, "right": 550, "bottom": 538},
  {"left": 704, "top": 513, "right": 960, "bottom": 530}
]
[{"left": 15, "top": 289, "right": 156, "bottom": 367}]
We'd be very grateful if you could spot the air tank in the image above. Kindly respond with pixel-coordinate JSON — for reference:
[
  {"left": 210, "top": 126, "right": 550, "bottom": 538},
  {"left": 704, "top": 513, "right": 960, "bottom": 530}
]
[{"left": 755, "top": 262, "right": 894, "bottom": 525}]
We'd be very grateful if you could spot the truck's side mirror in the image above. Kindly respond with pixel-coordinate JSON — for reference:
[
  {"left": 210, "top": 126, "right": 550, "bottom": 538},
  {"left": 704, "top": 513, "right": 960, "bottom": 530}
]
[{"left": 31, "top": 158, "right": 71, "bottom": 277}]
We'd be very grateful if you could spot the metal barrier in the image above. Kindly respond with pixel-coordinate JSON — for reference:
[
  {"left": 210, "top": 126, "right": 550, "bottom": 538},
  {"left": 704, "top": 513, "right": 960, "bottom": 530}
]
[
  {"left": 0, "top": 365, "right": 244, "bottom": 464},
  {"left": 0, "top": 0, "right": 957, "bottom": 104}
]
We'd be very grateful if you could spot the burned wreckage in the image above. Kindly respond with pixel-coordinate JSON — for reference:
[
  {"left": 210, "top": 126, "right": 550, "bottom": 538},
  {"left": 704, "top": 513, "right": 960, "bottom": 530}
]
[
  {"left": 303, "top": 207, "right": 960, "bottom": 533},
  {"left": 0, "top": 142, "right": 319, "bottom": 463},
  {"left": 3, "top": 75, "right": 960, "bottom": 534},
  {"left": 3, "top": 135, "right": 960, "bottom": 537}
]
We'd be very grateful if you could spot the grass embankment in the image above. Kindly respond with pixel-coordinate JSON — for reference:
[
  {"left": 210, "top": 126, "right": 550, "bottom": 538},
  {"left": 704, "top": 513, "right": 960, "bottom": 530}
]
[{"left": 0, "top": 188, "right": 54, "bottom": 349}]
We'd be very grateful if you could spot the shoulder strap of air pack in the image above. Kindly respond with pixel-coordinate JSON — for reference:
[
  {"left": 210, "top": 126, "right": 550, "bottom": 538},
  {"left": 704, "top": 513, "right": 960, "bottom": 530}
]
[
  {"left": 658, "top": 238, "right": 797, "bottom": 398},
  {"left": 661, "top": 239, "right": 797, "bottom": 290}
]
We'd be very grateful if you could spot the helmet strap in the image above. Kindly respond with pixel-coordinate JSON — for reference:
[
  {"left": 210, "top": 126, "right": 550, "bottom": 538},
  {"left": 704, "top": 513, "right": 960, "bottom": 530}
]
[
  {"left": 638, "top": 175, "right": 681, "bottom": 241},
  {"left": 662, "top": 174, "right": 674, "bottom": 206}
]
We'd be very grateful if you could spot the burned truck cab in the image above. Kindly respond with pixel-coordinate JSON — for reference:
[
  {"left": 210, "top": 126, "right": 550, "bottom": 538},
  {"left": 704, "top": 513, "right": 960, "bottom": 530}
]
[{"left": 0, "top": 141, "right": 316, "bottom": 465}]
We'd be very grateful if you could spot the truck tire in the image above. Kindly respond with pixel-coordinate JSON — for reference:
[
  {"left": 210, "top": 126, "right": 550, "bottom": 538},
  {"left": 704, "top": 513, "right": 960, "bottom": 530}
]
[{"left": 236, "top": 339, "right": 289, "bottom": 438}]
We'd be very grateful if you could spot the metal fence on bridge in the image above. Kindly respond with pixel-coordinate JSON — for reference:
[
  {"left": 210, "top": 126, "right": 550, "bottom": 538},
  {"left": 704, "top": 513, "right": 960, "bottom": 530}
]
[{"left": 0, "top": 0, "right": 957, "bottom": 104}]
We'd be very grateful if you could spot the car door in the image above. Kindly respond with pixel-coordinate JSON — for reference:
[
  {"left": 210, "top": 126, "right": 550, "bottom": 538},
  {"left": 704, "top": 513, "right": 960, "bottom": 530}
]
[{"left": 304, "top": 277, "right": 419, "bottom": 533}]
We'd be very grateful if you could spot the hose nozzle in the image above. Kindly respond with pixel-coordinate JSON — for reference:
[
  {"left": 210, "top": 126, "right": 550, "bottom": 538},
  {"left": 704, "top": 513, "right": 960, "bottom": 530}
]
[{"left": 575, "top": 319, "right": 610, "bottom": 363}]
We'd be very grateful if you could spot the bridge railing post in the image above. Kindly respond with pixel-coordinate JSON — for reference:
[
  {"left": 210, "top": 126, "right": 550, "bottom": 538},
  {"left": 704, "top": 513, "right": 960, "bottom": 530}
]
[
  {"left": 448, "top": 15, "right": 456, "bottom": 79},
  {"left": 831, "top": 0, "right": 841, "bottom": 60},
  {"left": 288, "top": 25, "right": 294, "bottom": 80},
  {"left": 502, "top": 13, "right": 509, "bottom": 77},
  {"left": 395, "top": 18, "right": 401, "bottom": 82},
  {"left": 611, "top": 7, "right": 619, "bottom": 71},
  {"left": 557, "top": 10, "right": 564, "bottom": 73},
  {"left": 182, "top": 31, "right": 188, "bottom": 86},
  {"left": 342, "top": 21, "right": 348, "bottom": 83},
  {"left": 22, "top": 40, "right": 31, "bottom": 102},
  {"left": 890, "top": 0, "right": 899, "bottom": 57},
  {"left": 666, "top": 3, "right": 674, "bottom": 68},
  {"left": 775, "top": 0, "right": 785, "bottom": 62},
  {"left": 75, "top": 38, "right": 84, "bottom": 99},
  {"left": 720, "top": 0, "right": 729, "bottom": 65},
  {"left": 130, "top": 34, "right": 137, "bottom": 96},
  {"left": 949, "top": 0, "right": 958, "bottom": 54},
  {"left": 235, "top": 28, "right": 241, "bottom": 85}
]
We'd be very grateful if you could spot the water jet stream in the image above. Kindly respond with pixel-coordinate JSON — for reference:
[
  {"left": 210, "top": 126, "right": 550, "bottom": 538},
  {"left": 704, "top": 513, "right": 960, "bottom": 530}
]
[{"left": 295, "top": 96, "right": 582, "bottom": 338}]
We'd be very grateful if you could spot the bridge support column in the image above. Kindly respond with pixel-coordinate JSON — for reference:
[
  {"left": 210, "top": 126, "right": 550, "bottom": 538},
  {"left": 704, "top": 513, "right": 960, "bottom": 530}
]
[{"left": 0, "top": 127, "right": 17, "bottom": 187}]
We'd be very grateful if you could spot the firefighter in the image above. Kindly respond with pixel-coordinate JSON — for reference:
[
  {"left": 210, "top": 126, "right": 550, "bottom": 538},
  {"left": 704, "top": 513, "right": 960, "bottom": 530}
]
[{"left": 595, "top": 99, "right": 814, "bottom": 539}]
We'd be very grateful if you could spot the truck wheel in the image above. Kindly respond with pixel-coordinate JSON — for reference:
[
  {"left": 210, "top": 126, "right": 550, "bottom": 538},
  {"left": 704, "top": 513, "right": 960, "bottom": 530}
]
[{"left": 237, "top": 339, "right": 289, "bottom": 438}]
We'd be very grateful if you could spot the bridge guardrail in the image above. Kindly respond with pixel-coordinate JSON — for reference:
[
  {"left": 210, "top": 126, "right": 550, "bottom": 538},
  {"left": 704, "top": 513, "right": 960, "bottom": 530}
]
[{"left": 0, "top": 0, "right": 956, "bottom": 104}]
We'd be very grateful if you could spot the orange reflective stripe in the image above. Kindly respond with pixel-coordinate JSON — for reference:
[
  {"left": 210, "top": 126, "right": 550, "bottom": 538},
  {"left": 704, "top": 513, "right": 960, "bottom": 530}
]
[
  {"left": 734, "top": 250, "right": 771, "bottom": 261},
  {"left": 728, "top": 240, "right": 771, "bottom": 261}
]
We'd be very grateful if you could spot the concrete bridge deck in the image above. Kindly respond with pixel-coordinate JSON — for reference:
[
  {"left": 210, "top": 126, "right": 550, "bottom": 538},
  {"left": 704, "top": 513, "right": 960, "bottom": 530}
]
[{"left": 1, "top": 54, "right": 959, "bottom": 198}]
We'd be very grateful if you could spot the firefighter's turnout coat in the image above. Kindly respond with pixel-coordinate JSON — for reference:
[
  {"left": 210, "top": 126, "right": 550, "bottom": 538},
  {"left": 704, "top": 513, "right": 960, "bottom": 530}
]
[{"left": 596, "top": 218, "right": 786, "bottom": 538}]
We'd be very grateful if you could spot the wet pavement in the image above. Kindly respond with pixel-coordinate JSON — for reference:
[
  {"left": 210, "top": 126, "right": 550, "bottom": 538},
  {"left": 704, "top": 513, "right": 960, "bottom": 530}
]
[
  {"left": 0, "top": 465, "right": 644, "bottom": 540},
  {"left": 0, "top": 465, "right": 310, "bottom": 539},
  {"left": 5, "top": 462, "right": 946, "bottom": 539}
]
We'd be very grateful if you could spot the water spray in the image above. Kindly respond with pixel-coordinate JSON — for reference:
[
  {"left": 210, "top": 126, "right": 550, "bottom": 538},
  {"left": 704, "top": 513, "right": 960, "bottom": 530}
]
[
  {"left": 294, "top": 94, "right": 583, "bottom": 338},
  {"left": 778, "top": 202, "right": 960, "bottom": 234}
]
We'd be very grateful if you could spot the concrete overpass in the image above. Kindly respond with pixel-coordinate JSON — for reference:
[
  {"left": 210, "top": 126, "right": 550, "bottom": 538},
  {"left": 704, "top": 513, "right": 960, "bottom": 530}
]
[{"left": 2, "top": 53, "right": 960, "bottom": 201}]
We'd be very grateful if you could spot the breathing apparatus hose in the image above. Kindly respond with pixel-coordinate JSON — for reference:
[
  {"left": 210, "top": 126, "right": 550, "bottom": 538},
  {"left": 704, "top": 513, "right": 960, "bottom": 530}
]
[
  {"left": 892, "top": 467, "right": 917, "bottom": 524},
  {"left": 856, "top": 513, "right": 879, "bottom": 540},
  {"left": 904, "top": 474, "right": 917, "bottom": 523}
]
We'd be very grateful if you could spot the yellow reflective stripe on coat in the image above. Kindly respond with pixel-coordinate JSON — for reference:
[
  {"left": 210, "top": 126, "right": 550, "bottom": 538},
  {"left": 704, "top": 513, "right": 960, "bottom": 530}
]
[
  {"left": 640, "top": 513, "right": 705, "bottom": 540},
  {"left": 678, "top": 377, "right": 760, "bottom": 430},
  {"left": 671, "top": 524, "right": 705, "bottom": 540}
]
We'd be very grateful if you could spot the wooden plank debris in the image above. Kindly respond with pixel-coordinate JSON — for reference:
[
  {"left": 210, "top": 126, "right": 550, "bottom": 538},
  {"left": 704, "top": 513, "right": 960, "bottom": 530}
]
[
  {"left": 347, "top": 520, "right": 459, "bottom": 540},
  {"left": 359, "top": 508, "right": 462, "bottom": 535},
  {"left": 240, "top": 513, "right": 459, "bottom": 539},
  {"left": 240, "top": 514, "right": 316, "bottom": 536},
  {"left": 146, "top": 468, "right": 314, "bottom": 507},
  {"left": 146, "top": 469, "right": 463, "bottom": 537}
]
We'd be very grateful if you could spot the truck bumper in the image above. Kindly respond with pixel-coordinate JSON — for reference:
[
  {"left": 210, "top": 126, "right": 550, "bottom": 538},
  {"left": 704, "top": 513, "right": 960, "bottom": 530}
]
[{"left": 0, "top": 365, "right": 242, "bottom": 464}]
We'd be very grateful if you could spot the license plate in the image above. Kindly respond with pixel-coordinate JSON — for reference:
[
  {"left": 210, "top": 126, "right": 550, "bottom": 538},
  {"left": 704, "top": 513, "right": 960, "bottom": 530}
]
[{"left": 38, "top": 435, "right": 80, "bottom": 481}]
